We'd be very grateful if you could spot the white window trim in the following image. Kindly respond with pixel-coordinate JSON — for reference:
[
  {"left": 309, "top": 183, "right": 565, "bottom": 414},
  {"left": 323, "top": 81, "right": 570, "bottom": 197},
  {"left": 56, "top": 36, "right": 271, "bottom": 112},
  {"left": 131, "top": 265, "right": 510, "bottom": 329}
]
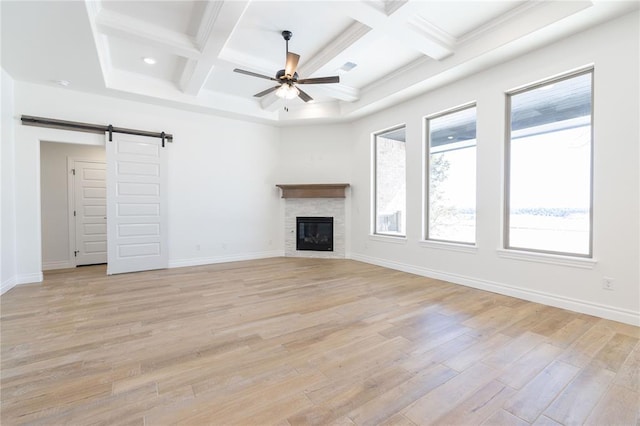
[
  {"left": 504, "top": 68, "right": 594, "bottom": 259},
  {"left": 419, "top": 239, "right": 477, "bottom": 254},
  {"left": 372, "top": 124, "right": 407, "bottom": 238},
  {"left": 424, "top": 103, "right": 478, "bottom": 245},
  {"left": 369, "top": 234, "right": 408, "bottom": 244},
  {"left": 496, "top": 248, "right": 597, "bottom": 269}
]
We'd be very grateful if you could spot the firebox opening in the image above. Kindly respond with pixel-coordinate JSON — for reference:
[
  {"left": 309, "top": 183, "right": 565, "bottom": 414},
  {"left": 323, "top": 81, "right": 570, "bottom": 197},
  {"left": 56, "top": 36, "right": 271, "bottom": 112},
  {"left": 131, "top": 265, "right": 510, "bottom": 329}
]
[{"left": 296, "top": 217, "right": 334, "bottom": 251}]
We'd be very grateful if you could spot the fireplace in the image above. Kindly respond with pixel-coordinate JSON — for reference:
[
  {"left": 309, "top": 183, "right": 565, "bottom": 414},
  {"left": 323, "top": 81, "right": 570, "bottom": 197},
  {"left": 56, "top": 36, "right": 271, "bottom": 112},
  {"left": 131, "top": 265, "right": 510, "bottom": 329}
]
[
  {"left": 277, "top": 184, "right": 348, "bottom": 258},
  {"left": 296, "top": 217, "right": 333, "bottom": 251}
]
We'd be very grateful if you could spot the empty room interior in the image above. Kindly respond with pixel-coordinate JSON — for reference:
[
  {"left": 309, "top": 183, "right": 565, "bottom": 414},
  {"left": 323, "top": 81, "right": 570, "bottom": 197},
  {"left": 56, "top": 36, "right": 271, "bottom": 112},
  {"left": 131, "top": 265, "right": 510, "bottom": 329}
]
[{"left": 1, "top": 0, "right": 639, "bottom": 424}]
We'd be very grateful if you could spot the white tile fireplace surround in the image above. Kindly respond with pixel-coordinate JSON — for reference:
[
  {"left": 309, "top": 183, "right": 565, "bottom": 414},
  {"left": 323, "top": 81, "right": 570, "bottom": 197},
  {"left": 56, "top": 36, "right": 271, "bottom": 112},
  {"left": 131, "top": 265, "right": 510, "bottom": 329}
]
[{"left": 276, "top": 184, "right": 349, "bottom": 259}]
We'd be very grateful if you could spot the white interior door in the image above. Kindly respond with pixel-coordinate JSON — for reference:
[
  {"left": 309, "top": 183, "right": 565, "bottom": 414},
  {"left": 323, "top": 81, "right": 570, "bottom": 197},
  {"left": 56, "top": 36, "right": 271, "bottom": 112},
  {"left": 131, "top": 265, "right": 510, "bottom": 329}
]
[
  {"left": 106, "top": 133, "right": 168, "bottom": 275},
  {"left": 74, "top": 161, "right": 107, "bottom": 265}
]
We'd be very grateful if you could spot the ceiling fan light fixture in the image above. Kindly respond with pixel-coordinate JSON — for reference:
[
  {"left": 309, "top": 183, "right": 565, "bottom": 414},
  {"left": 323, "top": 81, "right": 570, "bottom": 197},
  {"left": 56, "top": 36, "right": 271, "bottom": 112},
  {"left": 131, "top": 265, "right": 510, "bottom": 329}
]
[{"left": 276, "top": 83, "right": 299, "bottom": 100}]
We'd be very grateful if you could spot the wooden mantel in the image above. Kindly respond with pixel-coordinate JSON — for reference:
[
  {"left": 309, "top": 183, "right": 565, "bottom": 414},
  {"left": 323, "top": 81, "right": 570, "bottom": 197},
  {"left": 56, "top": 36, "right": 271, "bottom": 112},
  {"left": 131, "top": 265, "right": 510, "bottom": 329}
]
[{"left": 276, "top": 183, "right": 350, "bottom": 199}]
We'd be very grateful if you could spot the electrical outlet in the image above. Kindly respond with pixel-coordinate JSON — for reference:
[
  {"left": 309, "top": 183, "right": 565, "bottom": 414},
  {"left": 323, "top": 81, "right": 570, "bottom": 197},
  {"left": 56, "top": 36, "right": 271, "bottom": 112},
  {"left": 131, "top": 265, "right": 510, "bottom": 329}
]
[{"left": 602, "top": 277, "right": 614, "bottom": 291}]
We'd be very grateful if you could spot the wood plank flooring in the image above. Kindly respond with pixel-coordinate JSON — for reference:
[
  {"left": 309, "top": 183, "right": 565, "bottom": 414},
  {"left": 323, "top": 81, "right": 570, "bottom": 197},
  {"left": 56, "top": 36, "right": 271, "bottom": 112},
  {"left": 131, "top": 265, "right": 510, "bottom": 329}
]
[{"left": 1, "top": 258, "right": 638, "bottom": 425}]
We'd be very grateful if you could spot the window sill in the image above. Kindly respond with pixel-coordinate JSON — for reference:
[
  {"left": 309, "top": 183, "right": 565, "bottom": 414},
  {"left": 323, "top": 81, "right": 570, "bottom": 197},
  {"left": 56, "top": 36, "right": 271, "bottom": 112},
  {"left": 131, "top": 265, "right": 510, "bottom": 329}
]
[
  {"left": 369, "top": 234, "right": 407, "bottom": 244},
  {"left": 496, "top": 249, "right": 597, "bottom": 269},
  {"left": 419, "top": 240, "right": 477, "bottom": 254}
]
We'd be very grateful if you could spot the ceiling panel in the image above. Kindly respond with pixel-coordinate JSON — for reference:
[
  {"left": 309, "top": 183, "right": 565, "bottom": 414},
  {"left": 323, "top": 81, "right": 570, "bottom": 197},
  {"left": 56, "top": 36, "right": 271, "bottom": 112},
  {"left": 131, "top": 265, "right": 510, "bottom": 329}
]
[
  {"left": 0, "top": 1, "right": 104, "bottom": 90},
  {"left": 100, "top": 0, "right": 204, "bottom": 36},
  {"left": 108, "top": 36, "right": 184, "bottom": 83},
  {"left": 317, "top": 33, "right": 424, "bottom": 89},
  {"left": 205, "top": 61, "right": 277, "bottom": 96},
  {"left": 222, "top": 1, "right": 356, "bottom": 73}
]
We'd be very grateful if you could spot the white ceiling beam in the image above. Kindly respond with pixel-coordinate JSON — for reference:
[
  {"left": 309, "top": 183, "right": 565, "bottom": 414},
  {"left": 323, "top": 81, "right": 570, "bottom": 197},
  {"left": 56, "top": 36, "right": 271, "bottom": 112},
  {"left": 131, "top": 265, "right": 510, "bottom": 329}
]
[
  {"left": 94, "top": 9, "right": 201, "bottom": 59},
  {"left": 297, "top": 21, "right": 371, "bottom": 78},
  {"left": 310, "top": 84, "right": 360, "bottom": 102},
  {"left": 217, "top": 48, "right": 279, "bottom": 79},
  {"left": 179, "top": 1, "right": 250, "bottom": 96},
  {"left": 107, "top": 68, "right": 277, "bottom": 121},
  {"left": 343, "top": 0, "right": 454, "bottom": 60},
  {"left": 84, "top": 1, "right": 113, "bottom": 87}
]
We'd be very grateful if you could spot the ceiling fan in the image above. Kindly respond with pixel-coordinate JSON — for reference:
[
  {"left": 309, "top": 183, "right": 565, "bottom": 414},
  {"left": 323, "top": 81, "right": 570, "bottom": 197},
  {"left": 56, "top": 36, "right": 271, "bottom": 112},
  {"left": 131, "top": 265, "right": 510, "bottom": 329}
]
[{"left": 233, "top": 30, "right": 339, "bottom": 103}]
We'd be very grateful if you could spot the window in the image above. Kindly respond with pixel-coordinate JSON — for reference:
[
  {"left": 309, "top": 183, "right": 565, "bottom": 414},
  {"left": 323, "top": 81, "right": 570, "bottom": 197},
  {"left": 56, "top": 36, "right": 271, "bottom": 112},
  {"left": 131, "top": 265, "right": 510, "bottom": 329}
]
[
  {"left": 426, "top": 105, "right": 477, "bottom": 244},
  {"left": 374, "top": 126, "right": 406, "bottom": 236},
  {"left": 505, "top": 69, "right": 593, "bottom": 256}
]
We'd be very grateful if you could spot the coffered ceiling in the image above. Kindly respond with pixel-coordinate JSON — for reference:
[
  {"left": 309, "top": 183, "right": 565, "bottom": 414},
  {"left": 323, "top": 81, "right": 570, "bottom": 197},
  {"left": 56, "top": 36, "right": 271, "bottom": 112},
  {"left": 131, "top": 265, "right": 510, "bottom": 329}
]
[{"left": 1, "top": 1, "right": 637, "bottom": 123}]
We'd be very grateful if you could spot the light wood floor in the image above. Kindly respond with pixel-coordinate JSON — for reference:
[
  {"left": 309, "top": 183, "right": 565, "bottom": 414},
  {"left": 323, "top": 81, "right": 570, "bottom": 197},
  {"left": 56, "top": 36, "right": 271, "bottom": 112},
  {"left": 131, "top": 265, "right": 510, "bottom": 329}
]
[{"left": 1, "top": 258, "right": 638, "bottom": 425}]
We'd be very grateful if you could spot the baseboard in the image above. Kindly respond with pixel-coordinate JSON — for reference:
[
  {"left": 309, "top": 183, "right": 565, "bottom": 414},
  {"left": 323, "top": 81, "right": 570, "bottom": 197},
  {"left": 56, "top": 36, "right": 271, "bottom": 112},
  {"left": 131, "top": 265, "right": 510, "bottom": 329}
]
[
  {"left": 349, "top": 253, "right": 640, "bottom": 326},
  {"left": 1, "top": 276, "right": 18, "bottom": 295},
  {"left": 42, "top": 260, "right": 74, "bottom": 271},
  {"left": 17, "top": 272, "right": 44, "bottom": 285},
  {"left": 168, "top": 250, "right": 284, "bottom": 269}
]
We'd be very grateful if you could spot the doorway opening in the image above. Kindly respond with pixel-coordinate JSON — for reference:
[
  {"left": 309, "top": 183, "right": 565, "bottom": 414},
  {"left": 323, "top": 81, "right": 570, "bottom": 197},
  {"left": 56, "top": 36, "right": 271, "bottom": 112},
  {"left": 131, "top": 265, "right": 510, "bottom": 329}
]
[{"left": 40, "top": 141, "right": 106, "bottom": 270}]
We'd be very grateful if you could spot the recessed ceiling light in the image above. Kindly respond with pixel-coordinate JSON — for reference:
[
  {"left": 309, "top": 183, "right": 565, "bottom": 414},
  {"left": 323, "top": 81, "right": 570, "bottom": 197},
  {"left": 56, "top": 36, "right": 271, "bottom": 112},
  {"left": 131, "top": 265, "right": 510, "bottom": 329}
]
[
  {"left": 448, "top": 136, "right": 454, "bottom": 140},
  {"left": 54, "top": 79, "right": 71, "bottom": 87},
  {"left": 143, "top": 57, "right": 157, "bottom": 65}
]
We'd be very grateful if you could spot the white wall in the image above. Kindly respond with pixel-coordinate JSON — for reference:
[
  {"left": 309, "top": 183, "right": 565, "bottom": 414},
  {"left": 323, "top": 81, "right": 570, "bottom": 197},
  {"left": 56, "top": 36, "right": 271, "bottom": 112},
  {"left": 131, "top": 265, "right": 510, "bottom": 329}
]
[
  {"left": 276, "top": 123, "right": 353, "bottom": 184},
  {"left": 12, "top": 82, "right": 283, "bottom": 278},
  {"left": 276, "top": 123, "right": 354, "bottom": 255},
  {"left": 40, "top": 142, "right": 105, "bottom": 269},
  {"left": 1, "top": 68, "right": 18, "bottom": 294},
  {"left": 347, "top": 12, "right": 639, "bottom": 325}
]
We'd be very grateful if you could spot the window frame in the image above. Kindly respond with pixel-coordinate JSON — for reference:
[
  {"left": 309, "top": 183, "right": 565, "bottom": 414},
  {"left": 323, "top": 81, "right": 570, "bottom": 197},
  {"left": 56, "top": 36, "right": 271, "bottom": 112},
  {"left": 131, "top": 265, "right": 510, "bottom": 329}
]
[
  {"left": 503, "top": 67, "right": 595, "bottom": 258},
  {"left": 372, "top": 124, "right": 407, "bottom": 238},
  {"left": 424, "top": 102, "right": 478, "bottom": 245}
]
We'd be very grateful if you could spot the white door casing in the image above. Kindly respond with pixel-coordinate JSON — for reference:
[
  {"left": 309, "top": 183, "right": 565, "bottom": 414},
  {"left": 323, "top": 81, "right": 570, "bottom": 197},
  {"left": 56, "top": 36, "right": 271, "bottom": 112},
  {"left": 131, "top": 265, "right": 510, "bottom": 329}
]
[
  {"left": 74, "top": 161, "right": 107, "bottom": 265},
  {"left": 106, "top": 133, "right": 168, "bottom": 275}
]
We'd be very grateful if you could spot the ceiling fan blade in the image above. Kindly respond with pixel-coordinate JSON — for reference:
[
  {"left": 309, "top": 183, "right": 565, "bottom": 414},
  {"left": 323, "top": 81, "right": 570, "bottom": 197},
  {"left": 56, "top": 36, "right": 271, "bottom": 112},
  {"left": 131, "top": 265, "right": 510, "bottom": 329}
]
[
  {"left": 254, "top": 86, "right": 280, "bottom": 97},
  {"left": 297, "top": 87, "right": 313, "bottom": 103},
  {"left": 234, "top": 68, "right": 278, "bottom": 82},
  {"left": 285, "top": 52, "right": 300, "bottom": 77},
  {"left": 296, "top": 76, "right": 340, "bottom": 85}
]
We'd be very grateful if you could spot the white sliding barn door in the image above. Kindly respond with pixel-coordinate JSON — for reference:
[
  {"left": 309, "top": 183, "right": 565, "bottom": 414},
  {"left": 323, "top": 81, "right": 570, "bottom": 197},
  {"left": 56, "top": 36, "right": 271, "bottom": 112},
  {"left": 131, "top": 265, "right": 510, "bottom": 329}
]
[{"left": 106, "top": 133, "right": 168, "bottom": 275}]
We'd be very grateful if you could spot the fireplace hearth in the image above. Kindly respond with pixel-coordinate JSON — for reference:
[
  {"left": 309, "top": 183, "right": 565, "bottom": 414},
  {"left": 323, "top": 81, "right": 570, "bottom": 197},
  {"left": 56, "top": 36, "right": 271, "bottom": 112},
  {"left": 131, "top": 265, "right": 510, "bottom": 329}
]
[{"left": 297, "top": 217, "right": 333, "bottom": 251}]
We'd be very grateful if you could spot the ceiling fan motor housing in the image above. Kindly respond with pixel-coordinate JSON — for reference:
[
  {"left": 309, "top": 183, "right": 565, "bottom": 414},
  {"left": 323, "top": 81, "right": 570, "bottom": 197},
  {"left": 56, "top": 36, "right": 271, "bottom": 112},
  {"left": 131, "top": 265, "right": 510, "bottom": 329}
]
[{"left": 276, "top": 69, "right": 298, "bottom": 81}]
